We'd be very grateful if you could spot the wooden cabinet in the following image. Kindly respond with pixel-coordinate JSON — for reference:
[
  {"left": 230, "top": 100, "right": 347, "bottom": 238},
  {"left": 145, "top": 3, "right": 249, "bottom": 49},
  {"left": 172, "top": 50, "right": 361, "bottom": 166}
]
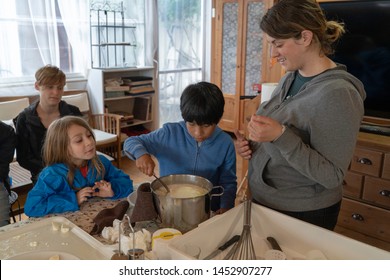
[
  {"left": 211, "top": 0, "right": 283, "bottom": 132},
  {"left": 87, "top": 67, "right": 157, "bottom": 131},
  {"left": 337, "top": 132, "right": 390, "bottom": 249}
]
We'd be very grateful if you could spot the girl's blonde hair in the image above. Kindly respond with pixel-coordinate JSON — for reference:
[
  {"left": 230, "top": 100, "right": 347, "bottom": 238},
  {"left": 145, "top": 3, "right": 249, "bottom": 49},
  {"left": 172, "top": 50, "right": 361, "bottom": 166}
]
[
  {"left": 43, "top": 116, "right": 105, "bottom": 187},
  {"left": 260, "top": 0, "right": 345, "bottom": 56}
]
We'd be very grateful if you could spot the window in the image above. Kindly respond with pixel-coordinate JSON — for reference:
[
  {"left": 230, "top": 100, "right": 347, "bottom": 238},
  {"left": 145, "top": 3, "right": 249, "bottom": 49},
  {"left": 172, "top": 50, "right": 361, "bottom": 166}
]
[
  {"left": 0, "top": 0, "right": 145, "bottom": 88},
  {"left": 157, "top": 0, "right": 206, "bottom": 126},
  {"left": 0, "top": 0, "right": 207, "bottom": 128},
  {"left": 0, "top": 0, "right": 89, "bottom": 85}
]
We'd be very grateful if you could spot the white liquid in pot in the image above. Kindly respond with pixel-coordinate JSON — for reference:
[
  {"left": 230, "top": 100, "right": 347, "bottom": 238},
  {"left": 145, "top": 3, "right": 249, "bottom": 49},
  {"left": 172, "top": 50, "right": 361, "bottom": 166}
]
[{"left": 156, "top": 183, "right": 208, "bottom": 198}]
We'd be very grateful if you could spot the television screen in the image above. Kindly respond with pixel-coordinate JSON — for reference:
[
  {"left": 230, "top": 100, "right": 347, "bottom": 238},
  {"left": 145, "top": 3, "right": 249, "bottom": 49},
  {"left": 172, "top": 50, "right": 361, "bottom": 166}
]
[{"left": 320, "top": 0, "right": 390, "bottom": 120}]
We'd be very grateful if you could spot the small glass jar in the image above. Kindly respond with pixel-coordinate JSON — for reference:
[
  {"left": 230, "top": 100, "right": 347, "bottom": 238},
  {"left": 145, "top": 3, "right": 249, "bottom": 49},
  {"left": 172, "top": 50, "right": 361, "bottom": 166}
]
[{"left": 128, "top": 249, "right": 144, "bottom": 260}]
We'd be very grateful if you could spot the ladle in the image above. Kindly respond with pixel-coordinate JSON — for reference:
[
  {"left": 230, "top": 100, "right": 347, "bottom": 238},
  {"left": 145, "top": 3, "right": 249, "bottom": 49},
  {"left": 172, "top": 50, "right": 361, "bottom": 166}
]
[{"left": 152, "top": 172, "right": 170, "bottom": 193}]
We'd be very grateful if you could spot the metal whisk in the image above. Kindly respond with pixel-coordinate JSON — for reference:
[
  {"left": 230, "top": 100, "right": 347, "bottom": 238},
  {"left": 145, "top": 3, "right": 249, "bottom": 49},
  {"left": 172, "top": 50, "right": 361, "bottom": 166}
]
[{"left": 224, "top": 194, "right": 256, "bottom": 260}]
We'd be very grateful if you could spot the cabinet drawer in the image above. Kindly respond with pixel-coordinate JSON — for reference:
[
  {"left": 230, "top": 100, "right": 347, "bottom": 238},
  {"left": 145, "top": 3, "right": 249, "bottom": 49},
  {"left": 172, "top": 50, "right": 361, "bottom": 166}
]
[
  {"left": 343, "top": 171, "right": 363, "bottom": 198},
  {"left": 350, "top": 148, "right": 383, "bottom": 177},
  {"left": 338, "top": 198, "right": 390, "bottom": 242},
  {"left": 383, "top": 153, "right": 390, "bottom": 179},
  {"left": 363, "top": 177, "right": 390, "bottom": 209}
]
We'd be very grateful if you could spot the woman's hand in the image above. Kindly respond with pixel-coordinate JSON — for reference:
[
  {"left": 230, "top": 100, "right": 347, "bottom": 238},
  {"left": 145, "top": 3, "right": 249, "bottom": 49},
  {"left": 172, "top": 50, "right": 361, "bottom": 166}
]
[
  {"left": 234, "top": 129, "right": 252, "bottom": 160},
  {"left": 135, "top": 154, "right": 156, "bottom": 176},
  {"left": 76, "top": 187, "right": 94, "bottom": 205},
  {"left": 248, "top": 115, "right": 284, "bottom": 142},
  {"left": 93, "top": 180, "right": 114, "bottom": 198}
]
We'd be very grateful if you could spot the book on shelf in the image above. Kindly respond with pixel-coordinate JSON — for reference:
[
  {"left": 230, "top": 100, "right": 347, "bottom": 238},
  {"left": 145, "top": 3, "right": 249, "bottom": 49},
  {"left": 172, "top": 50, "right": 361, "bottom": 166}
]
[
  {"left": 128, "top": 84, "right": 155, "bottom": 94},
  {"left": 122, "top": 80, "right": 152, "bottom": 87},
  {"left": 105, "top": 85, "right": 130, "bottom": 92},
  {"left": 104, "top": 91, "right": 126, "bottom": 98},
  {"left": 122, "top": 76, "right": 153, "bottom": 87},
  {"left": 133, "top": 97, "right": 151, "bottom": 120},
  {"left": 111, "top": 111, "right": 135, "bottom": 121}
]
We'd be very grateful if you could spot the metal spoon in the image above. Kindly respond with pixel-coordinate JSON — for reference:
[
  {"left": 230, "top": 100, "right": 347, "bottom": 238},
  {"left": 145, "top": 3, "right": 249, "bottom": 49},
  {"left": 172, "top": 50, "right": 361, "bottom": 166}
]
[{"left": 152, "top": 173, "right": 170, "bottom": 193}]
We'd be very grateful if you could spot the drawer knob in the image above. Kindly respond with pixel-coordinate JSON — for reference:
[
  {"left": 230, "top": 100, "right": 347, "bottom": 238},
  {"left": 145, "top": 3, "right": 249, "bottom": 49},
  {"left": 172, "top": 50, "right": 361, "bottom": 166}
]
[
  {"left": 379, "top": 190, "right": 390, "bottom": 197},
  {"left": 351, "top": 213, "right": 364, "bottom": 221},
  {"left": 357, "top": 158, "right": 372, "bottom": 165}
]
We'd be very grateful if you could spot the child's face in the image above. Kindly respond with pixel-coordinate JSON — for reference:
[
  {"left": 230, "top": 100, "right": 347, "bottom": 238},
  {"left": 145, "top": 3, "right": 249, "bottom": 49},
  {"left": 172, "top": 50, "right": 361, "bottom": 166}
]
[
  {"left": 186, "top": 122, "right": 216, "bottom": 143},
  {"left": 35, "top": 83, "right": 64, "bottom": 106},
  {"left": 67, "top": 124, "right": 96, "bottom": 166}
]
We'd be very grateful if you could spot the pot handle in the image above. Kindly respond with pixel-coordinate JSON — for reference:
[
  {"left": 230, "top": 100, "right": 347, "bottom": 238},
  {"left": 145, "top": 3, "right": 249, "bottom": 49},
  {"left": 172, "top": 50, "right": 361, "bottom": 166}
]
[{"left": 210, "top": 185, "right": 224, "bottom": 199}]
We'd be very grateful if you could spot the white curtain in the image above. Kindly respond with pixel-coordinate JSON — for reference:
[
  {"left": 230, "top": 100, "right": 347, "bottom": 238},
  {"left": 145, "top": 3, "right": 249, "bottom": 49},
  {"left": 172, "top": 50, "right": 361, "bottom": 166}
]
[
  {"left": 156, "top": 0, "right": 204, "bottom": 126},
  {"left": 145, "top": 0, "right": 158, "bottom": 68},
  {"left": 0, "top": 0, "right": 89, "bottom": 82},
  {"left": 58, "top": 0, "right": 90, "bottom": 74},
  {"left": 145, "top": 0, "right": 159, "bottom": 125},
  {"left": 28, "top": 0, "right": 60, "bottom": 65},
  {"left": 0, "top": 2, "right": 22, "bottom": 78}
]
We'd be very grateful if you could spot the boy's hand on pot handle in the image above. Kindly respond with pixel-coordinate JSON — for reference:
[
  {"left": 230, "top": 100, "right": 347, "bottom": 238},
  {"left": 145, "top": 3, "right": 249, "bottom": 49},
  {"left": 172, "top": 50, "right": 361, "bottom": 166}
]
[
  {"left": 136, "top": 154, "right": 156, "bottom": 176},
  {"left": 234, "top": 129, "right": 252, "bottom": 160}
]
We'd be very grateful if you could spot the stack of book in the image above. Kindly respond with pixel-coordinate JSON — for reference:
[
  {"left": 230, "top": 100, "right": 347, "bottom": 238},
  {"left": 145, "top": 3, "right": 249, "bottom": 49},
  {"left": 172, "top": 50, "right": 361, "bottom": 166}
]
[
  {"left": 111, "top": 110, "right": 135, "bottom": 125},
  {"left": 104, "top": 85, "right": 130, "bottom": 92},
  {"left": 104, "top": 77, "right": 130, "bottom": 93},
  {"left": 122, "top": 76, "right": 155, "bottom": 95}
]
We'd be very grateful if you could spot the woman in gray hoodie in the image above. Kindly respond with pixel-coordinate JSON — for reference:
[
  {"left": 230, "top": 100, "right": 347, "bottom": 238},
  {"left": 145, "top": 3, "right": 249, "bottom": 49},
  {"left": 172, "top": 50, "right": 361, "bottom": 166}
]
[{"left": 235, "top": 0, "right": 365, "bottom": 230}]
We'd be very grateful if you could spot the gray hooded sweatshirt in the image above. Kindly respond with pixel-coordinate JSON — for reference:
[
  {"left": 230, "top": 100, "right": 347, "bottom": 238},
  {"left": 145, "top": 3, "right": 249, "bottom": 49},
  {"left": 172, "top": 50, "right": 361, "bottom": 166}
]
[{"left": 249, "top": 64, "right": 366, "bottom": 212}]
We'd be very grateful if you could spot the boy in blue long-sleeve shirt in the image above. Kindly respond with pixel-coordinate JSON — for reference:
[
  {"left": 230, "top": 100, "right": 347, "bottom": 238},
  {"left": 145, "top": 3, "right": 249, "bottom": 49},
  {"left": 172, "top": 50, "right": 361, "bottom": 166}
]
[{"left": 124, "top": 82, "right": 237, "bottom": 213}]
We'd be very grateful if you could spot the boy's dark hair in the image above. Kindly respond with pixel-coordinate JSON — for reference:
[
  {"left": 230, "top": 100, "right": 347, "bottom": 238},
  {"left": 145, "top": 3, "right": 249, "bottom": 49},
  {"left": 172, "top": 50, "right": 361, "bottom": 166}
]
[{"left": 180, "top": 82, "right": 224, "bottom": 125}]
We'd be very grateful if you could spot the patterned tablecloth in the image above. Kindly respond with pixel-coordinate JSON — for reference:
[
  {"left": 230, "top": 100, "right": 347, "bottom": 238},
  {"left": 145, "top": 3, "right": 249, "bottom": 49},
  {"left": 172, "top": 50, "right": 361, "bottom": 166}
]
[{"left": 1, "top": 197, "right": 159, "bottom": 246}]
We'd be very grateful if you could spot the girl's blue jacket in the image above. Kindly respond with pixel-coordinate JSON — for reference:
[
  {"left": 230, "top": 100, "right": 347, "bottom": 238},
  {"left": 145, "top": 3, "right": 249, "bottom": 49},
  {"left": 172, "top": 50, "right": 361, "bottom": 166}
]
[{"left": 24, "top": 155, "right": 133, "bottom": 217}]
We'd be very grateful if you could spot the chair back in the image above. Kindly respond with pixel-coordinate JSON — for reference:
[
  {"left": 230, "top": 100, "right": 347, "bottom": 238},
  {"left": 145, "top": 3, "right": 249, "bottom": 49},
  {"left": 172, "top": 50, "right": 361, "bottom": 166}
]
[
  {"left": 62, "top": 91, "right": 90, "bottom": 114},
  {"left": 62, "top": 91, "right": 92, "bottom": 125},
  {"left": 0, "top": 98, "right": 30, "bottom": 121}
]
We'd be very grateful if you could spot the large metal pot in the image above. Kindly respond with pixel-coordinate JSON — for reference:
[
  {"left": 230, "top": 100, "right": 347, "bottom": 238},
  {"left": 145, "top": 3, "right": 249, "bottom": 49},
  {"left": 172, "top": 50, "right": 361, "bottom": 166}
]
[{"left": 151, "top": 174, "right": 223, "bottom": 233}]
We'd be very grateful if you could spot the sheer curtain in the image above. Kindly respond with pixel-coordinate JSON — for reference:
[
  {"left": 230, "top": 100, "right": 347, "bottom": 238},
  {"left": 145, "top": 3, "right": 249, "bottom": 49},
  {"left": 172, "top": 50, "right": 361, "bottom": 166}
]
[
  {"left": 0, "top": 0, "right": 89, "bottom": 87},
  {"left": 28, "top": 0, "right": 59, "bottom": 65},
  {"left": 58, "top": 0, "right": 89, "bottom": 74},
  {"left": 0, "top": 2, "right": 22, "bottom": 79},
  {"left": 156, "top": 0, "right": 205, "bottom": 126}
]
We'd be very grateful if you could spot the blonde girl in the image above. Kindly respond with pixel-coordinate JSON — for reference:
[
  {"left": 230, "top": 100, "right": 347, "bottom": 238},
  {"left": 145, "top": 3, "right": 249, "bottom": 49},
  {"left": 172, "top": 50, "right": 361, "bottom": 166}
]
[{"left": 24, "top": 116, "right": 133, "bottom": 217}]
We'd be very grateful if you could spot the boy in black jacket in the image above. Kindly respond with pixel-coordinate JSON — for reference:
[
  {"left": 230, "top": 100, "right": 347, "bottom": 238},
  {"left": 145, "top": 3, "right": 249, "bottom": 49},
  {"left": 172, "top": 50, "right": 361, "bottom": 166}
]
[{"left": 0, "top": 121, "right": 16, "bottom": 226}]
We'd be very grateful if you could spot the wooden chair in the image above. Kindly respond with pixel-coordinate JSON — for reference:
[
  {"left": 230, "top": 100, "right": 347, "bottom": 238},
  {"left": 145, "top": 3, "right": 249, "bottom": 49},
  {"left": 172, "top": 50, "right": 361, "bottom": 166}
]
[{"left": 62, "top": 91, "right": 124, "bottom": 168}]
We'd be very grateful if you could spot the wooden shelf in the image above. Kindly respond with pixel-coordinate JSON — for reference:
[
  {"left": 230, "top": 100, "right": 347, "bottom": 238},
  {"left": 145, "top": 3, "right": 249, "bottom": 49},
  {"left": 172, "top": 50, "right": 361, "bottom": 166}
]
[
  {"left": 104, "top": 92, "right": 154, "bottom": 102},
  {"left": 120, "top": 119, "right": 152, "bottom": 128},
  {"left": 87, "top": 67, "right": 157, "bottom": 132}
]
